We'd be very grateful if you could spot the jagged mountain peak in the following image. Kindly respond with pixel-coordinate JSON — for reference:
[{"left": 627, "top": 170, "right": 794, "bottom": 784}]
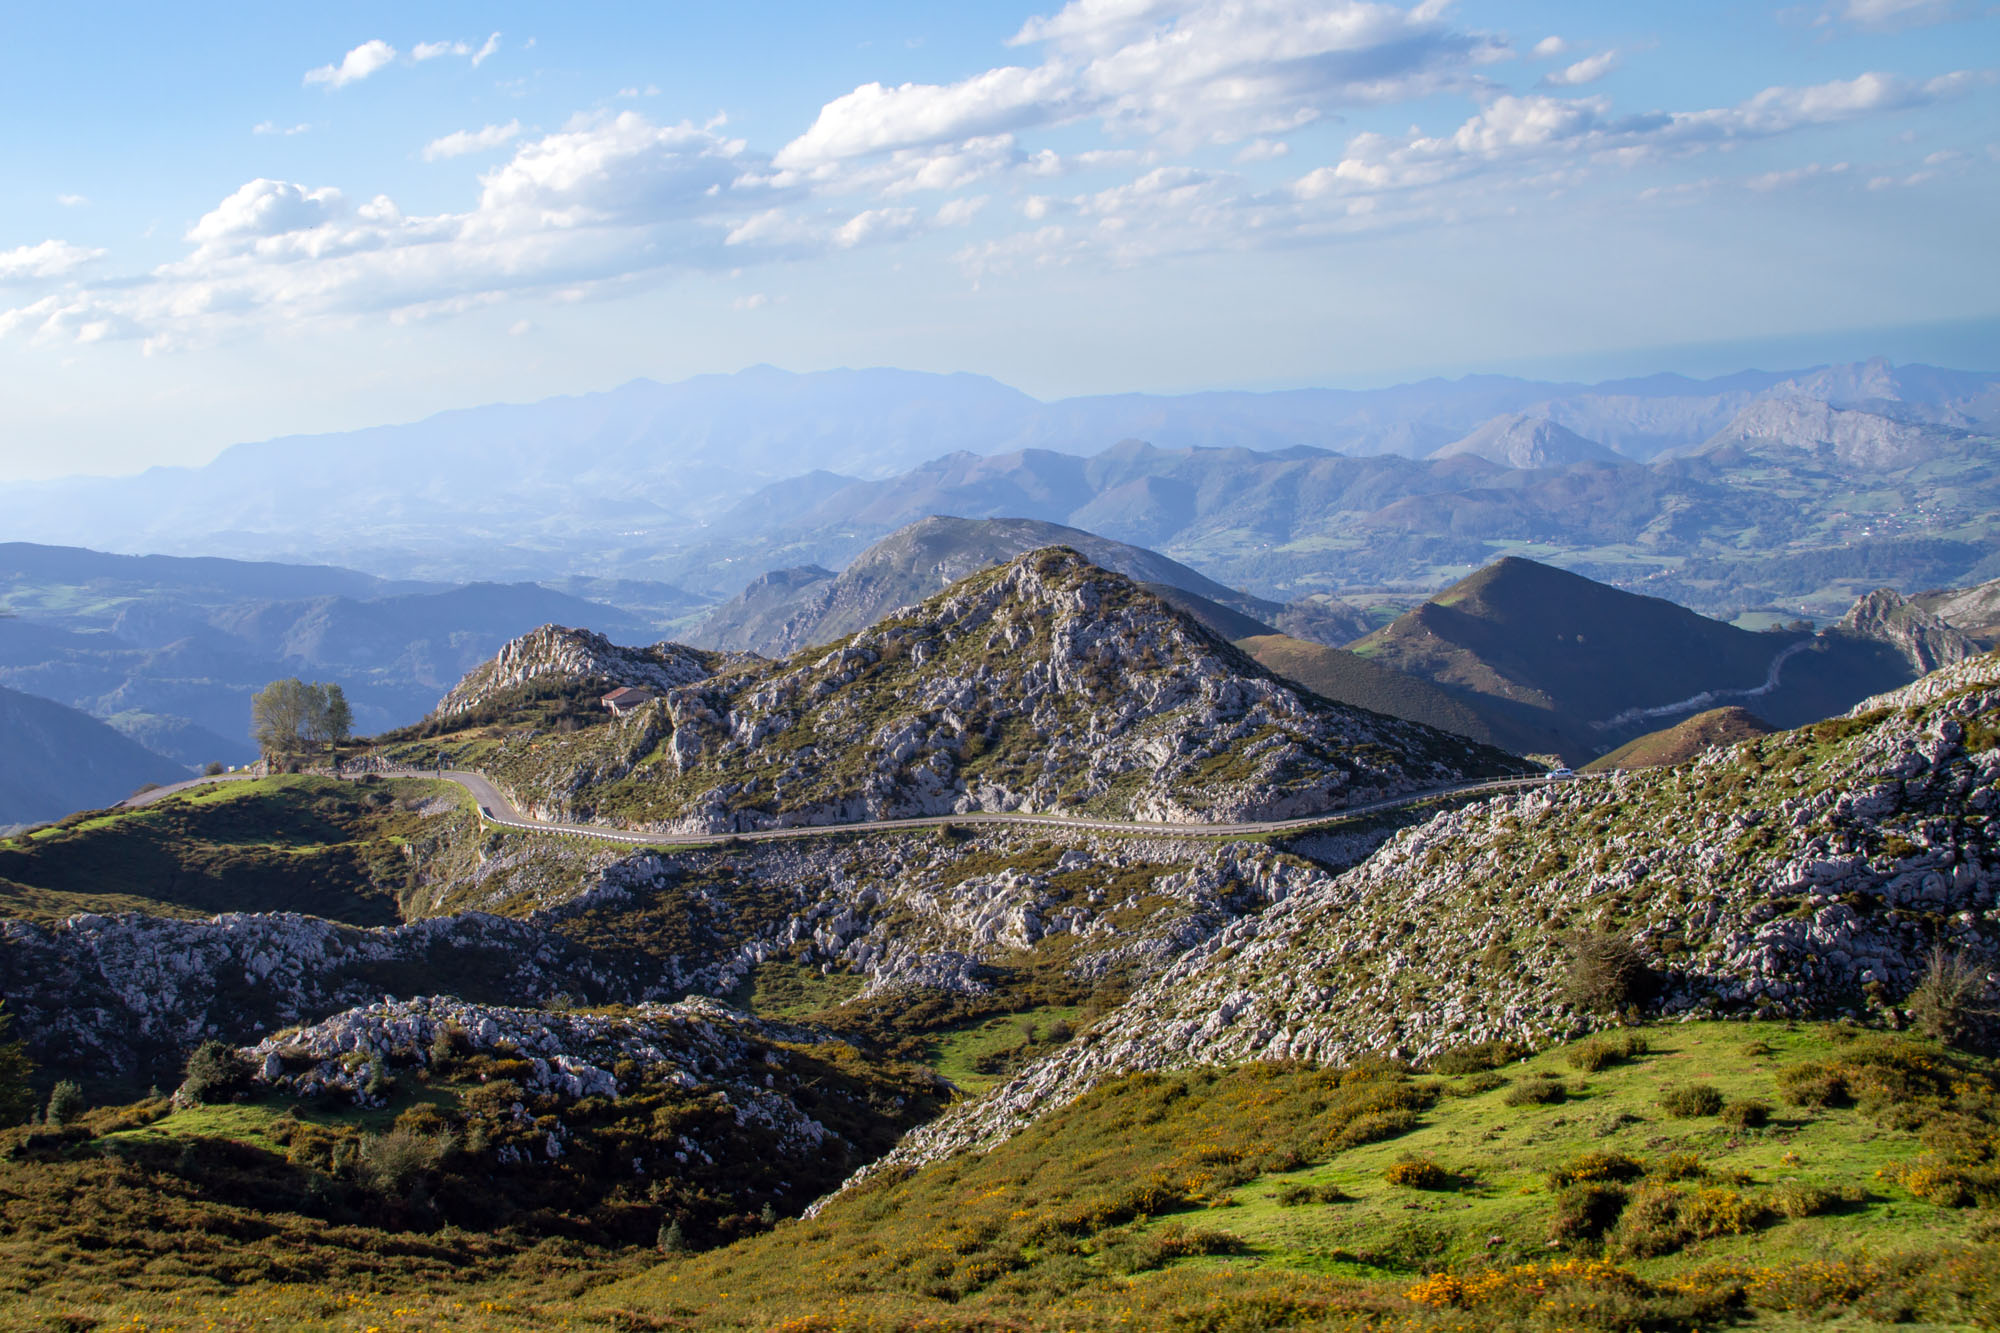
[
  {"left": 1700, "top": 396, "right": 1968, "bottom": 468},
  {"left": 1837, "top": 587, "right": 1979, "bottom": 675},
  {"left": 419, "top": 547, "right": 1527, "bottom": 833},
  {"left": 435, "top": 623, "right": 727, "bottom": 719}
]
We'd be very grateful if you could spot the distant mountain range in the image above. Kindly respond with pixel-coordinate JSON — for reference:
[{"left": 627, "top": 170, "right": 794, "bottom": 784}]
[
  {"left": 0, "top": 684, "right": 186, "bottom": 828},
  {"left": 0, "top": 543, "right": 686, "bottom": 765},
  {"left": 0, "top": 359, "right": 1992, "bottom": 619}
]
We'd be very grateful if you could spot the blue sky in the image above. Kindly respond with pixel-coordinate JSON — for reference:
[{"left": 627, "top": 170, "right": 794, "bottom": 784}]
[{"left": 1, "top": 0, "right": 1995, "bottom": 478}]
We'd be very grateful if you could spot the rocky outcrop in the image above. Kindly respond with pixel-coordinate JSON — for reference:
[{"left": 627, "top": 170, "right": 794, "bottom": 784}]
[
  {"left": 0, "top": 909, "right": 625, "bottom": 1088},
  {"left": 852, "top": 652, "right": 2000, "bottom": 1181},
  {"left": 1838, "top": 587, "right": 1979, "bottom": 676},
  {"left": 435, "top": 625, "right": 726, "bottom": 719},
  {"left": 1429, "top": 414, "right": 1622, "bottom": 469},
  {"left": 1701, "top": 397, "right": 1966, "bottom": 469},
  {"left": 444, "top": 549, "right": 1528, "bottom": 835}
]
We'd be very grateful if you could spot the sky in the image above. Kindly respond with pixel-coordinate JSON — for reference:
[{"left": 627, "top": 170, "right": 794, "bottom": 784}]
[{"left": 1, "top": 0, "right": 1996, "bottom": 480}]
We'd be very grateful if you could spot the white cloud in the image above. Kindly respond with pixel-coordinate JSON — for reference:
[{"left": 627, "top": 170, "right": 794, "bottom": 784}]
[
  {"left": 1311, "top": 70, "right": 1988, "bottom": 195},
  {"left": 1745, "top": 160, "right": 1850, "bottom": 189},
  {"left": 1235, "top": 137, "right": 1292, "bottom": 162},
  {"left": 413, "top": 33, "right": 500, "bottom": 65},
  {"left": 778, "top": 0, "right": 1501, "bottom": 168},
  {"left": 733, "top": 292, "right": 768, "bottom": 309},
  {"left": 254, "top": 121, "right": 311, "bottom": 136},
  {"left": 0, "top": 240, "right": 106, "bottom": 281},
  {"left": 1835, "top": 0, "right": 1962, "bottom": 29},
  {"left": 423, "top": 121, "right": 523, "bottom": 161},
  {"left": 304, "top": 39, "right": 397, "bottom": 89},
  {"left": 1532, "top": 36, "right": 1570, "bottom": 59},
  {"left": 936, "top": 195, "right": 988, "bottom": 225},
  {"left": 56, "top": 194, "right": 87, "bottom": 208},
  {"left": 1542, "top": 50, "right": 1620, "bottom": 88}
]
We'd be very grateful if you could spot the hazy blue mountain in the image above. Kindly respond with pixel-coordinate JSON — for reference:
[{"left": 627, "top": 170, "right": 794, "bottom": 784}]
[
  {"left": 2, "top": 361, "right": 1991, "bottom": 588},
  {"left": 0, "top": 544, "right": 684, "bottom": 751},
  {"left": 1429, "top": 414, "right": 1624, "bottom": 468},
  {"left": 687, "top": 516, "right": 1280, "bottom": 657},
  {"left": 0, "top": 685, "right": 189, "bottom": 828}
]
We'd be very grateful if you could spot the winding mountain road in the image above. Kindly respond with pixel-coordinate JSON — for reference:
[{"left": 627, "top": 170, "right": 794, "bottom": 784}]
[{"left": 122, "top": 764, "right": 1555, "bottom": 847}]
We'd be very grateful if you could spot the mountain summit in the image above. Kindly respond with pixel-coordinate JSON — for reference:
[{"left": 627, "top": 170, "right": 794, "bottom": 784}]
[{"left": 421, "top": 548, "right": 1526, "bottom": 832}]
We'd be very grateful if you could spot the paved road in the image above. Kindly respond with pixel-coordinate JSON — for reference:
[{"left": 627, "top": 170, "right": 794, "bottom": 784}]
[{"left": 121, "top": 764, "right": 1555, "bottom": 847}]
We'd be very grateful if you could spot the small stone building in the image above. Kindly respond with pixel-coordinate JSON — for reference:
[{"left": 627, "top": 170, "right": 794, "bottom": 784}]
[{"left": 600, "top": 686, "right": 655, "bottom": 716}]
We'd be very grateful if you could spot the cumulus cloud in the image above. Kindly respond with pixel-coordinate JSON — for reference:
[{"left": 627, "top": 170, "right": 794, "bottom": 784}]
[
  {"left": 424, "top": 121, "right": 523, "bottom": 160},
  {"left": 1235, "top": 138, "right": 1292, "bottom": 162},
  {"left": 1532, "top": 36, "right": 1570, "bottom": 58},
  {"left": 304, "top": 39, "right": 397, "bottom": 89},
  {"left": 0, "top": 114, "right": 769, "bottom": 351},
  {"left": 254, "top": 121, "right": 311, "bottom": 136},
  {"left": 56, "top": 194, "right": 87, "bottom": 207},
  {"left": 1309, "top": 70, "right": 1987, "bottom": 195},
  {"left": 0, "top": 240, "right": 106, "bottom": 281},
  {"left": 778, "top": 0, "right": 1501, "bottom": 169},
  {"left": 1542, "top": 50, "right": 1620, "bottom": 87}
]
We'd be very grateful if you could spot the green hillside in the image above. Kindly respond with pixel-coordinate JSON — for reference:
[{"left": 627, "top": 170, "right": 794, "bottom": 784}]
[
  {"left": 0, "top": 776, "right": 479, "bottom": 924},
  {"left": 1351, "top": 557, "right": 1914, "bottom": 762},
  {"left": 1236, "top": 632, "right": 1504, "bottom": 746},
  {"left": 1584, "top": 706, "right": 1776, "bottom": 773},
  {"left": 593, "top": 1020, "right": 2000, "bottom": 1332}
]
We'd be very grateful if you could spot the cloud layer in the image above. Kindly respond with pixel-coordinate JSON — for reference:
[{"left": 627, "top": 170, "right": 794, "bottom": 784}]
[{"left": 3, "top": 2, "right": 1992, "bottom": 351}]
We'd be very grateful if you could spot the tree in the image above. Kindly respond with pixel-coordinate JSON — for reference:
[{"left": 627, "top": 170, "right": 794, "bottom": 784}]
[
  {"left": 251, "top": 678, "right": 354, "bottom": 763},
  {"left": 0, "top": 1003, "right": 32, "bottom": 1126},
  {"left": 45, "top": 1080, "right": 84, "bottom": 1126}
]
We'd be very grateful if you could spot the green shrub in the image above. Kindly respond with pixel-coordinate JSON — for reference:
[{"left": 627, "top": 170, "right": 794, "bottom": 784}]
[
  {"left": 1331, "top": 1109, "right": 1418, "bottom": 1149},
  {"left": 1429, "top": 1039, "right": 1528, "bottom": 1075},
  {"left": 1549, "top": 1182, "right": 1629, "bottom": 1244},
  {"left": 1722, "top": 1098, "right": 1772, "bottom": 1129},
  {"left": 1617, "top": 1030, "right": 1650, "bottom": 1059},
  {"left": 179, "top": 1040, "right": 255, "bottom": 1104},
  {"left": 658, "top": 1218, "right": 689, "bottom": 1253},
  {"left": 1612, "top": 1183, "right": 1771, "bottom": 1258},
  {"left": 1275, "top": 1181, "right": 1350, "bottom": 1207},
  {"left": 1566, "top": 931, "right": 1656, "bottom": 1015},
  {"left": 1777, "top": 1062, "right": 1852, "bottom": 1108},
  {"left": 1906, "top": 946, "right": 1994, "bottom": 1048},
  {"left": 43, "top": 1080, "right": 84, "bottom": 1126},
  {"left": 1547, "top": 1151, "right": 1645, "bottom": 1189},
  {"left": 1384, "top": 1157, "right": 1452, "bottom": 1190},
  {"left": 1503, "top": 1074, "right": 1567, "bottom": 1107},
  {"left": 1659, "top": 1084, "right": 1725, "bottom": 1119},
  {"left": 357, "top": 1125, "right": 454, "bottom": 1196},
  {"left": 1653, "top": 1151, "right": 1707, "bottom": 1182},
  {"left": 1567, "top": 1038, "right": 1615, "bottom": 1072},
  {"left": 1770, "top": 1180, "right": 1863, "bottom": 1218}
]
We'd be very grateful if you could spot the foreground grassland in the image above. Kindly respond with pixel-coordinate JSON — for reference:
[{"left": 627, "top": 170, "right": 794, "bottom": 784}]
[
  {"left": 0, "top": 777, "right": 479, "bottom": 925},
  {"left": 10, "top": 1021, "right": 2000, "bottom": 1330}
]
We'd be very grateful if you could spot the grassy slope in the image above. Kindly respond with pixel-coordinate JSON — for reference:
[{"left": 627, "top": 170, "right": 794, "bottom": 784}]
[
  {"left": 1584, "top": 706, "right": 1777, "bottom": 773},
  {"left": 1237, "top": 632, "right": 1505, "bottom": 747},
  {"left": 0, "top": 776, "right": 480, "bottom": 925},
  {"left": 595, "top": 1021, "right": 2000, "bottom": 1332}
]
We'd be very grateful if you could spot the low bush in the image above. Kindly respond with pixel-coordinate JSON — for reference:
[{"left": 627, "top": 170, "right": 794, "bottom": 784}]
[
  {"left": 1652, "top": 1151, "right": 1707, "bottom": 1182},
  {"left": 1567, "top": 1039, "right": 1615, "bottom": 1072},
  {"left": 1659, "top": 1084, "right": 1725, "bottom": 1119},
  {"left": 1503, "top": 1074, "right": 1567, "bottom": 1107},
  {"left": 1549, "top": 1182, "right": 1629, "bottom": 1244},
  {"left": 1547, "top": 1151, "right": 1645, "bottom": 1189},
  {"left": 43, "top": 1080, "right": 83, "bottom": 1126},
  {"left": 1770, "top": 1180, "right": 1863, "bottom": 1218},
  {"left": 1612, "top": 1183, "right": 1771, "bottom": 1258},
  {"left": 1566, "top": 931, "right": 1656, "bottom": 1015},
  {"left": 179, "top": 1040, "right": 256, "bottom": 1104},
  {"left": 1777, "top": 1062, "right": 1852, "bottom": 1108},
  {"left": 1383, "top": 1157, "right": 1452, "bottom": 1190},
  {"left": 1274, "top": 1181, "right": 1350, "bottom": 1207},
  {"left": 1429, "top": 1039, "right": 1529, "bottom": 1075},
  {"left": 1906, "top": 946, "right": 1995, "bottom": 1048},
  {"left": 1331, "top": 1108, "right": 1418, "bottom": 1149},
  {"left": 1722, "top": 1098, "right": 1772, "bottom": 1129}
]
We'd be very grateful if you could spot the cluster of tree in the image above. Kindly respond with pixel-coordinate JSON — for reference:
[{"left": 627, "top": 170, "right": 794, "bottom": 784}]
[{"left": 251, "top": 678, "right": 353, "bottom": 762}]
